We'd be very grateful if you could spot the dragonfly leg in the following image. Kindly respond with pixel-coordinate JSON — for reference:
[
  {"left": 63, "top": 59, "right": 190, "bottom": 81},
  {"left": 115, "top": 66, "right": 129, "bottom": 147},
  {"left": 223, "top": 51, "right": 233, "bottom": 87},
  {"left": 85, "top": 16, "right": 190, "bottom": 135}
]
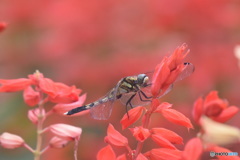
[
  {"left": 138, "top": 90, "right": 152, "bottom": 102},
  {"left": 126, "top": 93, "right": 136, "bottom": 108}
]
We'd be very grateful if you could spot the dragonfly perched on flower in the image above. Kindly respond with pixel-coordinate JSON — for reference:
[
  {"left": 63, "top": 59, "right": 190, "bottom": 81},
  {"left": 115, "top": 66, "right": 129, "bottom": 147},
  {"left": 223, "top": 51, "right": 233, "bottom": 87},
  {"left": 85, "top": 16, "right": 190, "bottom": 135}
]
[{"left": 65, "top": 62, "right": 194, "bottom": 120}]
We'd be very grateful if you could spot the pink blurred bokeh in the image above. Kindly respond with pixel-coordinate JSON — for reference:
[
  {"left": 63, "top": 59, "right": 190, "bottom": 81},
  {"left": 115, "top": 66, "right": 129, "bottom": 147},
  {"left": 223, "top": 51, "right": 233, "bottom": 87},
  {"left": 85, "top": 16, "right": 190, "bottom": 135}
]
[{"left": 0, "top": 0, "right": 240, "bottom": 159}]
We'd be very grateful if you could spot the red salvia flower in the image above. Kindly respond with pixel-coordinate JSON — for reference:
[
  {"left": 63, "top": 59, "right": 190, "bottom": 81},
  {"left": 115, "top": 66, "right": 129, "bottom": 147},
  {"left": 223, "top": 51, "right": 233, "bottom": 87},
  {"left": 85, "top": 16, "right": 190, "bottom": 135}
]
[
  {"left": 151, "top": 44, "right": 189, "bottom": 98},
  {"left": 151, "top": 128, "right": 183, "bottom": 144},
  {"left": 23, "top": 86, "right": 40, "bottom": 106},
  {"left": 129, "top": 126, "right": 150, "bottom": 142},
  {"left": 193, "top": 91, "right": 239, "bottom": 123},
  {"left": 52, "top": 93, "right": 87, "bottom": 115},
  {"left": 151, "top": 134, "right": 177, "bottom": 149},
  {"left": 120, "top": 106, "right": 145, "bottom": 129},
  {"left": 105, "top": 124, "right": 128, "bottom": 147},
  {"left": 39, "top": 78, "right": 81, "bottom": 103},
  {"left": 146, "top": 148, "right": 182, "bottom": 160},
  {"left": 157, "top": 107, "right": 193, "bottom": 129},
  {"left": 153, "top": 102, "right": 172, "bottom": 113},
  {"left": 182, "top": 138, "right": 203, "bottom": 160},
  {"left": 49, "top": 123, "right": 82, "bottom": 141},
  {"left": 0, "top": 78, "right": 32, "bottom": 92},
  {"left": 97, "top": 145, "right": 116, "bottom": 160}
]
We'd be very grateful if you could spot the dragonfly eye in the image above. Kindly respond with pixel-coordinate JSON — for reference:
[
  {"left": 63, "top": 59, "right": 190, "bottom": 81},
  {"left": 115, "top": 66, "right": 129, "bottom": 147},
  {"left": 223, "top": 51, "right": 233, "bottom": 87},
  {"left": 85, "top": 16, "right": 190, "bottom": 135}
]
[{"left": 137, "top": 74, "right": 148, "bottom": 86}]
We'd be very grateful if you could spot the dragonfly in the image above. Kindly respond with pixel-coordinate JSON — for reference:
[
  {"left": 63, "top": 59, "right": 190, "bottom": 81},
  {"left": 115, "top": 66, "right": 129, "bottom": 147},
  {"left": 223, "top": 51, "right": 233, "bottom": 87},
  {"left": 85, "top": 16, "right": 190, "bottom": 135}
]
[{"left": 65, "top": 62, "right": 194, "bottom": 120}]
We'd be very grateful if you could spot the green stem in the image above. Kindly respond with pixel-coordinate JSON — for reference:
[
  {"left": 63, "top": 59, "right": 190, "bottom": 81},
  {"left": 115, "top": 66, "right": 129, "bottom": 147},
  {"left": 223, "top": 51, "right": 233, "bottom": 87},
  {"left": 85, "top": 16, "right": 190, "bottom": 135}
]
[{"left": 34, "top": 97, "right": 45, "bottom": 160}]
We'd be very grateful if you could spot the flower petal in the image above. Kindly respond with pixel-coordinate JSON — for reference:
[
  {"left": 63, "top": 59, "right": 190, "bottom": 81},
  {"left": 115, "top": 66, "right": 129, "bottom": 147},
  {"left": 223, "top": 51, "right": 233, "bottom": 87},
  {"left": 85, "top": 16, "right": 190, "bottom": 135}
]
[
  {"left": 28, "top": 108, "right": 46, "bottom": 125},
  {"left": 212, "top": 106, "right": 239, "bottom": 123},
  {"left": 97, "top": 145, "right": 116, "bottom": 160},
  {"left": 39, "top": 78, "right": 81, "bottom": 103},
  {"left": 0, "top": 78, "right": 32, "bottom": 92},
  {"left": 49, "top": 136, "right": 69, "bottom": 148},
  {"left": 192, "top": 97, "right": 203, "bottom": 124},
  {"left": 151, "top": 134, "right": 176, "bottom": 149},
  {"left": 148, "top": 148, "right": 182, "bottom": 160},
  {"left": 52, "top": 94, "right": 87, "bottom": 115},
  {"left": 182, "top": 138, "right": 203, "bottom": 160},
  {"left": 161, "top": 108, "right": 193, "bottom": 129},
  {"left": 130, "top": 127, "right": 150, "bottom": 142},
  {"left": 106, "top": 124, "right": 128, "bottom": 147},
  {"left": 136, "top": 153, "right": 148, "bottom": 160},
  {"left": 0, "top": 132, "right": 25, "bottom": 149},
  {"left": 23, "top": 86, "right": 40, "bottom": 106},
  {"left": 151, "top": 128, "right": 183, "bottom": 144},
  {"left": 50, "top": 123, "right": 82, "bottom": 141},
  {"left": 120, "top": 106, "right": 145, "bottom": 129}
]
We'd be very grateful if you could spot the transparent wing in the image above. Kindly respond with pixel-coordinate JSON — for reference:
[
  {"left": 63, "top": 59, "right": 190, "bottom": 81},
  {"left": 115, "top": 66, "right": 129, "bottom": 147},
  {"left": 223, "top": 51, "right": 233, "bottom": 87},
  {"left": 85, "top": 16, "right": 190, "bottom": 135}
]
[
  {"left": 90, "top": 98, "right": 114, "bottom": 120},
  {"left": 176, "top": 62, "right": 195, "bottom": 82},
  {"left": 89, "top": 83, "right": 121, "bottom": 120}
]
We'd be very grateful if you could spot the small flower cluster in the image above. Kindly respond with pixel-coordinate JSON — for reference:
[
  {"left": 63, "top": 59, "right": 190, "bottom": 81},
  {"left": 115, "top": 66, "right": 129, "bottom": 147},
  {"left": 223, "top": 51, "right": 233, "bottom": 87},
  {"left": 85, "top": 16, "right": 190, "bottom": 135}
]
[
  {"left": 0, "top": 71, "right": 86, "bottom": 160},
  {"left": 182, "top": 91, "right": 240, "bottom": 160},
  {"left": 97, "top": 44, "right": 194, "bottom": 160}
]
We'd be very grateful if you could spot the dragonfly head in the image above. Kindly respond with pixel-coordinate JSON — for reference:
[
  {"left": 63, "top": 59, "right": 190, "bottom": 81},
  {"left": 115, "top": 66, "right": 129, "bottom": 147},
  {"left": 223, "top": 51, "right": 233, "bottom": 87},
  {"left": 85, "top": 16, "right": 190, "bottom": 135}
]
[{"left": 137, "top": 74, "right": 149, "bottom": 87}]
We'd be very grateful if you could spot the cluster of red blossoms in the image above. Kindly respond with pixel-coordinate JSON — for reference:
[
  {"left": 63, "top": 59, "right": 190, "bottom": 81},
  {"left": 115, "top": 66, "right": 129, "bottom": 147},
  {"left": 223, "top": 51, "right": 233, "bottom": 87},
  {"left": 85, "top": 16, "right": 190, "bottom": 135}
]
[
  {"left": 0, "top": 70, "right": 86, "bottom": 160},
  {"left": 0, "top": 43, "right": 239, "bottom": 160},
  {"left": 96, "top": 44, "right": 240, "bottom": 160}
]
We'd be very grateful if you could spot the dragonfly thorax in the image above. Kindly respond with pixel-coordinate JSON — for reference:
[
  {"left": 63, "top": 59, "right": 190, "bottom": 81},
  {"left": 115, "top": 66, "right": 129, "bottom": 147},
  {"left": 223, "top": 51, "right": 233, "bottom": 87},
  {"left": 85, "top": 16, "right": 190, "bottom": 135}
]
[{"left": 137, "top": 74, "right": 149, "bottom": 87}]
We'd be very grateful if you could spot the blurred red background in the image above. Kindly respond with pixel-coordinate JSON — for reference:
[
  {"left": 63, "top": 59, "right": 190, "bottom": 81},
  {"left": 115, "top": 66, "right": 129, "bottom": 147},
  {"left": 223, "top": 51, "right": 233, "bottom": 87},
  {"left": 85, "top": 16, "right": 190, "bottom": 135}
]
[{"left": 0, "top": 0, "right": 240, "bottom": 159}]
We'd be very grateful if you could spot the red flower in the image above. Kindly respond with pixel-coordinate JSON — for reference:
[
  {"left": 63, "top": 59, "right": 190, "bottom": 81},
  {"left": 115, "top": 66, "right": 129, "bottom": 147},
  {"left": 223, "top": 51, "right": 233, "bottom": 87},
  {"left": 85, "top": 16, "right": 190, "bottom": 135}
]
[
  {"left": 0, "top": 78, "right": 32, "bottom": 92},
  {"left": 146, "top": 148, "right": 182, "bottom": 160},
  {"left": 120, "top": 106, "right": 145, "bottom": 129},
  {"left": 136, "top": 153, "right": 148, "bottom": 160},
  {"left": 155, "top": 104, "right": 193, "bottom": 129},
  {"left": 193, "top": 91, "right": 239, "bottom": 123},
  {"left": 23, "top": 86, "right": 40, "bottom": 106},
  {"left": 182, "top": 138, "right": 203, "bottom": 160},
  {"left": 151, "top": 43, "right": 189, "bottom": 98},
  {"left": 97, "top": 145, "right": 116, "bottom": 160},
  {"left": 0, "top": 22, "right": 7, "bottom": 32},
  {"left": 52, "top": 93, "right": 87, "bottom": 114},
  {"left": 129, "top": 126, "right": 150, "bottom": 142},
  {"left": 105, "top": 124, "right": 128, "bottom": 147},
  {"left": 151, "top": 134, "right": 176, "bottom": 149},
  {"left": 49, "top": 123, "right": 82, "bottom": 141},
  {"left": 39, "top": 78, "right": 81, "bottom": 103},
  {"left": 0, "top": 132, "right": 25, "bottom": 149},
  {"left": 151, "top": 128, "right": 183, "bottom": 144}
]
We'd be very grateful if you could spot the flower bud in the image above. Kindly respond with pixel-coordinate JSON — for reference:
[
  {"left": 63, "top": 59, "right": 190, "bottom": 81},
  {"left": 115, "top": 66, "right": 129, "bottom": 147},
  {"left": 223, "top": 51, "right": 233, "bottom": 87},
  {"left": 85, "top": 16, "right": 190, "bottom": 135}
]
[
  {"left": 28, "top": 108, "right": 46, "bottom": 125},
  {"left": 49, "top": 137, "right": 69, "bottom": 148},
  {"left": 0, "top": 132, "right": 24, "bottom": 149},
  {"left": 50, "top": 124, "right": 82, "bottom": 141}
]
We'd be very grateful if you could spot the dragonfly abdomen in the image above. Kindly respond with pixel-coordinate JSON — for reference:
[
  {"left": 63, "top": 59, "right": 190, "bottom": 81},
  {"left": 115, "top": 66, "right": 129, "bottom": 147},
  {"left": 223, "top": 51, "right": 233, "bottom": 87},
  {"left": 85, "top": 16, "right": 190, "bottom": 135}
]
[{"left": 65, "top": 97, "right": 110, "bottom": 115}]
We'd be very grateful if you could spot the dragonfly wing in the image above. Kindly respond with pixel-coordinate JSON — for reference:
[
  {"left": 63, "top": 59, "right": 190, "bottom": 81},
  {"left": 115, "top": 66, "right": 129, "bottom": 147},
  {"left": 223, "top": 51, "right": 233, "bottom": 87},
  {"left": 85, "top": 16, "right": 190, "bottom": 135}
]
[
  {"left": 90, "top": 99, "right": 114, "bottom": 120},
  {"left": 176, "top": 62, "right": 195, "bottom": 82},
  {"left": 89, "top": 87, "right": 118, "bottom": 120}
]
